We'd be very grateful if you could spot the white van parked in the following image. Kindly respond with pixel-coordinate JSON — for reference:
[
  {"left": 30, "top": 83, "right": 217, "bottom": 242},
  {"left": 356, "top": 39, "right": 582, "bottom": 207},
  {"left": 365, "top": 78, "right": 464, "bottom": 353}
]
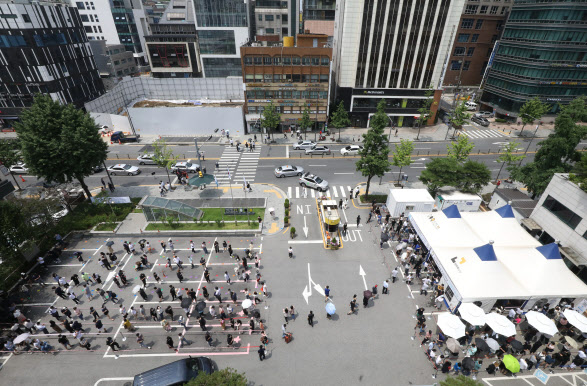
[{"left": 465, "top": 101, "right": 477, "bottom": 111}]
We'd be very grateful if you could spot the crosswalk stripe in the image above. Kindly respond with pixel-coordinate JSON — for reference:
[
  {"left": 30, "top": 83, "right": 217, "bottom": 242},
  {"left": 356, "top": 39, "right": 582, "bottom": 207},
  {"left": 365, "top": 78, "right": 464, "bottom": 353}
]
[
  {"left": 332, "top": 186, "right": 339, "bottom": 197},
  {"left": 311, "top": 189, "right": 315, "bottom": 198},
  {"left": 288, "top": 187, "right": 292, "bottom": 198},
  {"left": 296, "top": 186, "right": 299, "bottom": 198},
  {"left": 326, "top": 190, "right": 331, "bottom": 198}
]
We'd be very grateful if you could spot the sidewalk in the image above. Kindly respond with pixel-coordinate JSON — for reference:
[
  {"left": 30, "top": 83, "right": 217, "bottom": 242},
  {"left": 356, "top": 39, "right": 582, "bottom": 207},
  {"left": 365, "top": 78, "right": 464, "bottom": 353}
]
[{"left": 94, "top": 183, "right": 287, "bottom": 236}]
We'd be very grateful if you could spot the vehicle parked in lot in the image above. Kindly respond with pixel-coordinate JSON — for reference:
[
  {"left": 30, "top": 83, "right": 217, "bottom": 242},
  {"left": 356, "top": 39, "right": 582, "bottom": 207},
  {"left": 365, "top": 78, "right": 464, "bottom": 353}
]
[
  {"left": 340, "top": 145, "right": 364, "bottom": 156},
  {"left": 475, "top": 111, "right": 494, "bottom": 119},
  {"left": 10, "top": 163, "right": 28, "bottom": 174},
  {"left": 292, "top": 140, "right": 316, "bottom": 150},
  {"left": 299, "top": 172, "right": 329, "bottom": 191},
  {"left": 110, "top": 131, "right": 139, "bottom": 143},
  {"left": 471, "top": 116, "right": 490, "bottom": 127},
  {"left": 305, "top": 145, "right": 331, "bottom": 155},
  {"left": 132, "top": 357, "right": 214, "bottom": 386},
  {"left": 274, "top": 165, "right": 304, "bottom": 178},
  {"left": 137, "top": 154, "right": 157, "bottom": 165},
  {"left": 171, "top": 161, "right": 200, "bottom": 173},
  {"left": 107, "top": 164, "right": 141, "bottom": 176}
]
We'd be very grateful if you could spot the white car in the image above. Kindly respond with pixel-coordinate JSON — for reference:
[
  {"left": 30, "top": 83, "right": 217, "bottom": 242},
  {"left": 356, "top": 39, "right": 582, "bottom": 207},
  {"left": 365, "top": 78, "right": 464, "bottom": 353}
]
[
  {"left": 274, "top": 165, "right": 304, "bottom": 178},
  {"left": 292, "top": 140, "right": 316, "bottom": 150},
  {"left": 340, "top": 145, "right": 364, "bottom": 156},
  {"left": 171, "top": 161, "right": 200, "bottom": 173},
  {"left": 52, "top": 205, "right": 69, "bottom": 220},
  {"left": 10, "top": 163, "right": 28, "bottom": 174},
  {"left": 305, "top": 145, "right": 331, "bottom": 155},
  {"left": 137, "top": 154, "right": 157, "bottom": 165},
  {"left": 107, "top": 164, "right": 141, "bottom": 176},
  {"left": 299, "top": 172, "right": 329, "bottom": 192},
  {"left": 98, "top": 125, "right": 111, "bottom": 134}
]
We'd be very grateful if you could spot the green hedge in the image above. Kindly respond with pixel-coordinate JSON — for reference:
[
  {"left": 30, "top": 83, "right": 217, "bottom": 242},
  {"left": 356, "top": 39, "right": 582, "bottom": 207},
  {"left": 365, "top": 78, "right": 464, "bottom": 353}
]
[
  {"left": 495, "top": 118, "right": 508, "bottom": 123},
  {"left": 359, "top": 194, "right": 388, "bottom": 204}
]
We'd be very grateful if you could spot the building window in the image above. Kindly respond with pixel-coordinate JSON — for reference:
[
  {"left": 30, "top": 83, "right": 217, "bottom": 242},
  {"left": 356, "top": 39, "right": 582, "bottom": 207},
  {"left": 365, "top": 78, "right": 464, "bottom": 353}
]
[
  {"left": 471, "top": 34, "right": 479, "bottom": 43},
  {"left": 450, "top": 60, "right": 461, "bottom": 70},
  {"left": 465, "top": 5, "right": 478, "bottom": 14},
  {"left": 90, "top": 14, "right": 94, "bottom": 22},
  {"left": 467, "top": 47, "right": 475, "bottom": 56},
  {"left": 496, "top": 21, "right": 503, "bottom": 31},
  {"left": 203, "top": 58, "right": 242, "bottom": 77},
  {"left": 195, "top": 0, "right": 249, "bottom": 27},
  {"left": 583, "top": 230, "right": 587, "bottom": 240},
  {"left": 276, "top": 14, "right": 280, "bottom": 19},
  {"left": 76, "top": 1, "right": 85, "bottom": 9},
  {"left": 542, "top": 195, "right": 582, "bottom": 229},
  {"left": 302, "top": 57, "right": 311, "bottom": 65},
  {"left": 244, "top": 56, "right": 252, "bottom": 65},
  {"left": 490, "top": 6, "right": 498, "bottom": 14},
  {"left": 263, "top": 56, "right": 272, "bottom": 65},
  {"left": 292, "top": 56, "right": 301, "bottom": 65},
  {"left": 321, "top": 57, "right": 329, "bottom": 66},
  {"left": 283, "top": 56, "right": 291, "bottom": 65},
  {"left": 266, "top": 28, "right": 274, "bottom": 34},
  {"left": 282, "top": 27, "right": 288, "bottom": 35},
  {"left": 273, "top": 56, "right": 281, "bottom": 65},
  {"left": 480, "top": 6, "right": 488, "bottom": 14},
  {"left": 282, "top": 14, "right": 288, "bottom": 22},
  {"left": 475, "top": 19, "right": 484, "bottom": 29},
  {"left": 501, "top": 6, "right": 509, "bottom": 14},
  {"left": 98, "top": 26, "right": 102, "bottom": 33},
  {"left": 461, "top": 19, "right": 474, "bottom": 29},
  {"left": 463, "top": 61, "right": 471, "bottom": 71},
  {"left": 480, "top": 61, "right": 488, "bottom": 75},
  {"left": 81, "top": 14, "right": 89, "bottom": 22},
  {"left": 84, "top": 26, "right": 93, "bottom": 33},
  {"left": 253, "top": 56, "right": 262, "bottom": 65},
  {"left": 454, "top": 47, "right": 466, "bottom": 56},
  {"left": 197, "top": 30, "right": 236, "bottom": 55},
  {"left": 265, "top": 14, "right": 274, "bottom": 21},
  {"left": 258, "top": 14, "right": 262, "bottom": 21},
  {"left": 457, "top": 34, "right": 470, "bottom": 43}
]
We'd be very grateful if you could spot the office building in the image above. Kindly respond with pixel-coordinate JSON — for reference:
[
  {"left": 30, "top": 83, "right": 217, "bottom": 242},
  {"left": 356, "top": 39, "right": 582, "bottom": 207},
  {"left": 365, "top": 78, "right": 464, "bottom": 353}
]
[
  {"left": 241, "top": 34, "right": 331, "bottom": 132},
  {"left": 529, "top": 174, "right": 587, "bottom": 284},
  {"left": 443, "top": 0, "right": 509, "bottom": 87},
  {"left": 480, "top": 0, "right": 587, "bottom": 116},
  {"left": 89, "top": 41, "right": 138, "bottom": 78},
  {"left": 193, "top": 0, "right": 252, "bottom": 77},
  {"left": 143, "top": 0, "right": 168, "bottom": 24},
  {"left": 0, "top": 0, "right": 104, "bottom": 124},
  {"left": 145, "top": 0, "right": 201, "bottom": 78},
  {"left": 302, "top": 0, "right": 335, "bottom": 36},
  {"left": 331, "top": 0, "right": 463, "bottom": 127},
  {"left": 253, "top": 0, "right": 299, "bottom": 45}
]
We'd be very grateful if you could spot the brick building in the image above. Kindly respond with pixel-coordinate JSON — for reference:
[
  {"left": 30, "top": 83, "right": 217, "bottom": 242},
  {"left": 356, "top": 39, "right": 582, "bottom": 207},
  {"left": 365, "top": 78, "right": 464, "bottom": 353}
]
[
  {"left": 241, "top": 34, "right": 331, "bottom": 133},
  {"left": 443, "top": 0, "right": 509, "bottom": 87}
]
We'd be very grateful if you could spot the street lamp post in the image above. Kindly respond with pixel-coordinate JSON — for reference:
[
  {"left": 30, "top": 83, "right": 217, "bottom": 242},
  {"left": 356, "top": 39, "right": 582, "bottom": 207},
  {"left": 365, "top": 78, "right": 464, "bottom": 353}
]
[
  {"left": 518, "top": 124, "right": 540, "bottom": 167},
  {"left": 386, "top": 116, "right": 395, "bottom": 142},
  {"left": 415, "top": 116, "right": 422, "bottom": 141}
]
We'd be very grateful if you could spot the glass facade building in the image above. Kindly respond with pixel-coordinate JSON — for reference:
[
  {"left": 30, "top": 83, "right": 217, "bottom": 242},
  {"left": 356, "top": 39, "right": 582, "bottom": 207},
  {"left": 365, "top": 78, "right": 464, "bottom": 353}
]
[
  {"left": 193, "top": 0, "right": 248, "bottom": 27},
  {"left": 481, "top": 0, "right": 587, "bottom": 115}
]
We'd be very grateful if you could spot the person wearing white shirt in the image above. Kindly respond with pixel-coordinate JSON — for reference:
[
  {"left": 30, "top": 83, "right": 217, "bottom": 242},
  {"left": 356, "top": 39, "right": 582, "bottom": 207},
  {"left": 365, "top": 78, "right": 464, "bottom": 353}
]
[{"left": 508, "top": 308, "right": 516, "bottom": 320}]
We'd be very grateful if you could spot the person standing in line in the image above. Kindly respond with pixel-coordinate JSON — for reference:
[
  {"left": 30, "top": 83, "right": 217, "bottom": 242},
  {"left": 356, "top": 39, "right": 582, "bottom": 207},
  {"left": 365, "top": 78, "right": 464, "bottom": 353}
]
[
  {"left": 281, "top": 324, "right": 287, "bottom": 338},
  {"left": 203, "top": 269, "right": 210, "bottom": 283},
  {"left": 391, "top": 267, "right": 399, "bottom": 283},
  {"left": 382, "top": 280, "right": 389, "bottom": 294},
  {"left": 139, "top": 273, "right": 147, "bottom": 288},
  {"left": 136, "top": 333, "right": 151, "bottom": 349},
  {"left": 69, "top": 291, "right": 81, "bottom": 304},
  {"left": 201, "top": 241, "right": 209, "bottom": 254},
  {"left": 214, "top": 241, "right": 220, "bottom": 253},
  {"left": 166, "top": 336, "right": 174, "bottom": 350},
  {"left": 290, "top": 305, "right": 296, "bottom": 321},
  {"left": 106, "top": 337, "right": 120, "bottom": 351},
  {"left": 168, "top": 239, "right": 175, "bottom": 252},
  {"left": 161, "top": 241, "right": 167, "bottom": 253},
  {"left": 177, "top": 269, "right": 184, "bottom": 283},
  {"left": 155, "top": 287, "right": 164, "bottom": 302},
  {"left": 356, "top": 215, "right": 361, "bottom": 227},
  {"left": 214, "top": 287, "right": 222, "bottom": 302},
  {"left": 288, "top": 247, "right": 293, "bottom": 258},
  {"left": 283, "top": 308, "right": 289, "bottom": 324},
  {"left": 324, "top": 285, "right": 331, "bottom": 302},
  {"left": 169, "top": 285, "right": 177, "bottom": 301},
  {"left": 308, "top": 311, "right": 315, "bottom": 327},
  {"left": 190, "top": 240, "right": 195, "bottom": 253},
  {"left": 348, "top": 295, "right": 357, "bottom": 315},
  {"left": 225, "top": 271, "right": 231, "bottom": 284},
  {"left": 258, "top": 346, "right": 266, "bottom": 361},
  {"left": 153, "top": 272, "right": 162, "bottom": 284}
]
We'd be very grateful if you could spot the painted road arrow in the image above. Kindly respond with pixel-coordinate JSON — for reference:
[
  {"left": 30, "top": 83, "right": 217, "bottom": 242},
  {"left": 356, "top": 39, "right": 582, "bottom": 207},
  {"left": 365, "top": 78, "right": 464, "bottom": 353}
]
[
  {"left": 359, "top": 265, "right": 368, "bottom": 290},
  {"left": 302, "top": 263, "right": 325, "bottom": 304},
  {"left": 303, "top": 216, "right": 309, "bottom": 238}
]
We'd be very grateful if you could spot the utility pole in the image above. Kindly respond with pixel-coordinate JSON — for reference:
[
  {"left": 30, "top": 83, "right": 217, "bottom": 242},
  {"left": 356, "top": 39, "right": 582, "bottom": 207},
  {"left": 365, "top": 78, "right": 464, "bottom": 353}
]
[
  {"left": 194, "top": 138, "right": 203, "bottom": 169},
  {"left": 519, "top": 124, "right": 540, "bottom": 167}
]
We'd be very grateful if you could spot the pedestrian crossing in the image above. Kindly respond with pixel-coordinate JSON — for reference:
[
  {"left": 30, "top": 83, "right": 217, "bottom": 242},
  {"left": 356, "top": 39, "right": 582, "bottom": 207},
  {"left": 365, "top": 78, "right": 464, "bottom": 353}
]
[
  {"left": 462, "top": 129, "right": 506, "bottom": 139},
  {"left": 287, "top": 185, "right": 355, "bottom": 199},
  {"left": 234, "top": 146, "right": 261, "bottom": 184},
  {"left": 214, "top": 145, "right": 262, "bottom": 185},
  {"left": 214, "top": 146, "right": 240, "bottom": 185}
]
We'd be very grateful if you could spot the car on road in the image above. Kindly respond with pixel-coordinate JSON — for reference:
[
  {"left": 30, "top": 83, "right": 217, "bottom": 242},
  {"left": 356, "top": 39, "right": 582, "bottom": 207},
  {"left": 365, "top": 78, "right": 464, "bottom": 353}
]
[
  {"left": 471, "top": 116, "right": 490, "bottom": 127},
  {"left": 10, "top": 163, "right": 28, "bottom": 174},
  {"left": 137, "top": 154, "right": 157, "bottom": 165},
  {"left": 91, "top": 164, "right": 104, "bottom": 173},
  {"left": 107, "top": 164, "right": 141, "bottom": 176},
  {"left": 274, "top": 165, "right": 304, "bottom": 178},
  {"left": 292, "top": 140, "right": 316, "bottom": 150},
  {"left": 132, "top": 357, "right": 214, "bottom": 386},
  {"left": 171, "top": 161, "right": 200, "bottom": 173},
  {"left": 340, "top": 145, "right": 364, "bottom": 156},
  {"left": 305, "top": 145, "right": 331, "bottom": 155},
  {"left": 299, "top": 172, "right": 329, "bottom": 191},
  {"left": 475, "top": 111, "right": 494, "bottom": 119}
]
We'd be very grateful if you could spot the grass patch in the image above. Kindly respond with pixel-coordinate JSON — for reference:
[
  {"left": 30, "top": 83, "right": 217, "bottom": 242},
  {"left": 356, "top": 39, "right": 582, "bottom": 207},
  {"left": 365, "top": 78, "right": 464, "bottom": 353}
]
[
  {"left": 145, "top": 222, "right": 259, "bottom": 231},
  {"left": 199, "top": 207, "right": 263, "bottom": 221},
  {"left": 94, "top": 222, "right": 119, "bottom": 231},
  {"left": 359, "top": 194, "right": 388, "bottom": 204},
  {"left": 132, "top": 208, "right": 143, "bottom": 213}
]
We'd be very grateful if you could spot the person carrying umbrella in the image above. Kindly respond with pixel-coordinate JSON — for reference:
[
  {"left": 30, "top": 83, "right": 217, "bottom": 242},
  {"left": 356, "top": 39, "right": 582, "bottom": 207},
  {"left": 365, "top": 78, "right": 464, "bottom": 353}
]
[
  {"left": 363, "top": 290, "right": 372, "bottom": 308},
  {"left": 347, "top": 295, "right": 357, "bottom": 315}
]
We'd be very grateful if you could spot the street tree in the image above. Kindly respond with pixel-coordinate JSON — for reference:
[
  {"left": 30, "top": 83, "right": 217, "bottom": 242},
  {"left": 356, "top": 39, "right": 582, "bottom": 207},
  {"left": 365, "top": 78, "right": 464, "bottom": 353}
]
[
  {"left": 0, "top": 139, "right": 22, "bottom": 189},
  {"left": 495, "top": 141, "right": 525, "bottom": 182},
  {"left": 184, "top": 368, "right": 247, "bottom": 386},
  {"left": 299, "top": 106, "right": 313, "bottom": 139},
  {"left": 417, "top": 87, "right": 437, "bottom": 127},
  {"left": 330, "top": 101, "right": 351, "bottom": 141},
  {"left": 419, "top": 157, "right": 460, "bottom": 195},
  {"left": 151, "top": 139, "right": 180, "bottom": 187},
  {"left": 561, "top": 95, "right": 587, "bottom": 122},
  {"left": 260, "top": 102, "right": 281, "bottom": 140},
  {"left": 392, "top": 139, "right": 414, "bottom": 185},
  {"left": 447, "top": 135, "right": 474, "bottom": 162},
  {"left": 458, "top": 160, "right": 492, "bottom": 193},
  {"left": 450, "top": 101, "right": 470, "bottom": 129},
  {"left": 569, "top": 152, "right": 587, "bottom": 192},
  {"left": 14, "top": 94, "right": 108, "bottom": 199},
  {"left": 519, "top": 97, "right": 550, "bottom": 136},
  {"left": 356, "top": 100, "right": 391, "bottom": 196}
]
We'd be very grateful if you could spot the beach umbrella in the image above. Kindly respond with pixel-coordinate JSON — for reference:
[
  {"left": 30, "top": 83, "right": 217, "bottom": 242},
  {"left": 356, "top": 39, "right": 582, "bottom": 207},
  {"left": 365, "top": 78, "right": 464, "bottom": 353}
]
[
  {"left": 446, "top": 337, "right": 462, "bottom": 353},
  {"left": 502, "top": 354, "right": 520, "bottom": 373},
  {"left": 563, "top": 310, "right": 587, "bottom": 333},
  {"left": 242, "top": 299, "right": 253, "bottom": 309},
  {"left": 325, "top": 302, "right": 336, "bottom": 315},
  {"left": 565, "top": 335, "right": 579, "bottom": 349},
  {"left": 13, "top": 333, "right": 30, "bottom": 344},
  {"left": 457, "top": 303, "right": 486, "bottom": 326},
  {"left": 132, "top": 285, "right": 142, "bottom": 294},
  {"left": 437, "top": 313, "right": 466, "bottom": 338},
  {"left": 485, "top": 313, "right": 516, "bottom": 337},
  {"left": 525, "top": 311, "right": 559, "bottom": 336},
  {"left": 486, "top": 338, "right": 500, "bottom": 351}
]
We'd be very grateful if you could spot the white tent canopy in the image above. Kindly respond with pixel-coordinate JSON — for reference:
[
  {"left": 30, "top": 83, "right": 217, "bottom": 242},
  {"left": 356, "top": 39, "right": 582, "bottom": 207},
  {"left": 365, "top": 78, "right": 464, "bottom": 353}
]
[{"left": 409, "top": 209, "right": 587, "bottom": 306}]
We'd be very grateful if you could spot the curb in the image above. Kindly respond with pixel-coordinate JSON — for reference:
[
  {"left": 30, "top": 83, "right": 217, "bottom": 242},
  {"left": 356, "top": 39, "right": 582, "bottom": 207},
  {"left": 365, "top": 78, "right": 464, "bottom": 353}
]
[{"left": 116, "top": 230, "right": 260, "bottom": 237}]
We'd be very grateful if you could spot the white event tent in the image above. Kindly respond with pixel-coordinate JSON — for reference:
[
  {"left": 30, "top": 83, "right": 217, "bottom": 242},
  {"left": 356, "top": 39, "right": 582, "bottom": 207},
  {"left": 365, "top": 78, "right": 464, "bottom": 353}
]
[{"left": 408, "top": 205, "right": 587, "bottom": 312}]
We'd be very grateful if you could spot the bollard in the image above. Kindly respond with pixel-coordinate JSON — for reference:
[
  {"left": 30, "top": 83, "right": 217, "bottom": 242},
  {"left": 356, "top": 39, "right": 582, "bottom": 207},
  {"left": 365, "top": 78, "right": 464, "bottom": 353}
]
[
  {"left": 417, "top": 151, "right": 419, "bottom": 156},
  {"left": 438, "top": 150, "right": 440, "bottom": 155},
  {"left": 477, "top": 149, "right": 480, "bottom": 154},
  {"left": 487, "top": 148, "right": 490, "bottom": 154},
  {"left": 116, "top": 154, "right": 119, "bottom": 159},
  {"left": 428, "top": 151, "right": 430, "bottom": 155},
  {"left": 128, "top": 154, "right": 130, "bottom": 159}
]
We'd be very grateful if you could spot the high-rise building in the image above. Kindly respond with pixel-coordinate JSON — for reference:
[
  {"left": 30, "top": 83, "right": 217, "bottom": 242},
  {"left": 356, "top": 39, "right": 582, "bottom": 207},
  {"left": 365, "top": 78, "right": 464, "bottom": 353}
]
[
  {"left": 253, "top": 0, "right": 299, "bottom": 45},
  {"left": 241, "top": 34, "right": 331, "bottom": 132},
  {"left": 0, "top": 0, "right": 104, "bottom": 124},
  {"left": 70, "top": 0, "right": 150, "bottom": 67},
  {"left": 331, "top": 0, "right": 464, "bottom": 127},
  {"left": 302, "top": 0, "right": 335, "bottom": 36},
  {"left": 192, "top": 0, "right": 252, "bottom": 77},
  {"left": 443, "top": 0, "right": 509, "bottom": 87},
  {"left": 481, "top": 0, "right": 587, "bottom": 115}
]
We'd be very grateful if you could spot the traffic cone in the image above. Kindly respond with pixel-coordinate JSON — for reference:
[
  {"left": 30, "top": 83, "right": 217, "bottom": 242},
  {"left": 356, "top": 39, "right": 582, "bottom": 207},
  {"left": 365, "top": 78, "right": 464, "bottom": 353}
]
[{"left": 20, "top": 176, "right": 25, "bottom": 182}]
